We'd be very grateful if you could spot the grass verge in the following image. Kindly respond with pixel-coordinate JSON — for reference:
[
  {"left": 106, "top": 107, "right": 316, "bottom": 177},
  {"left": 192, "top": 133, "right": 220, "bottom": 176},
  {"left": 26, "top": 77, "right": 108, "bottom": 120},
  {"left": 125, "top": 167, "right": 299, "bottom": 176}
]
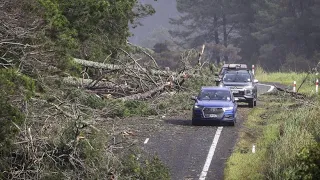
[
  {"left": 225, "top": 92, "right": 320, "bottom": 180},
  {"left": 255, "top": 66, "right": 320, "bottom": 95}
]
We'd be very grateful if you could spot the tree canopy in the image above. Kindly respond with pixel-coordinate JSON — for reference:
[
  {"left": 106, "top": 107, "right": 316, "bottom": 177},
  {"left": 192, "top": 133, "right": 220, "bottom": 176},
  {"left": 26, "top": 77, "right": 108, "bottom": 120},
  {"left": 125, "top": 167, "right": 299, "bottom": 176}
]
[{"left": 170, "top": 0, "right": 320, "bottom": 71}]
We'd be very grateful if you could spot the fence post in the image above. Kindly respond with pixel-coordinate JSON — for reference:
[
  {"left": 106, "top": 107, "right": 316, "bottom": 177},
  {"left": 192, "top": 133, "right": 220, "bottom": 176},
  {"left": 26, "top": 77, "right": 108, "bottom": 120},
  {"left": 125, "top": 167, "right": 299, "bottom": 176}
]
[
  {"left": 316, "top": 79, "right": 319, "bottom": 93},
  {"left": 252, "top": 145, "right": 256, "bottom": 153},
  {"left": 252, "top": 65, "right": 255, "bottom": 75},
  {"left": 293, "top": 81, "right": 296, "bottom": 92}
]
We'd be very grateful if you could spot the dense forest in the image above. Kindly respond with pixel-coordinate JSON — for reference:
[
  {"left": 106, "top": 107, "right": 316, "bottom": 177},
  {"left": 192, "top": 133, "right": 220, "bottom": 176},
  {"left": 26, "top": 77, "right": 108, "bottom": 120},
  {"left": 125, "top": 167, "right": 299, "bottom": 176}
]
[{"left": 165, "top": 0, "right": 320, "bottom": 71}]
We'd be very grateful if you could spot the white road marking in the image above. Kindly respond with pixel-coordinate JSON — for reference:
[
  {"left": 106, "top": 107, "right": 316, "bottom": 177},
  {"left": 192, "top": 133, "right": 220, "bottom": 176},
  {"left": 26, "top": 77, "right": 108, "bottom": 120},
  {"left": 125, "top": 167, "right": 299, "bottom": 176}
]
[
  {"left": 258, "top": 83, "right": 275, "bottom": 93},
  {"left": 267, "top": 85, "right": 275, "bottom": 92},
  {"left": 144, "top": 138, "right": 149, "bottom": 144},
  {"left": 199, "top": 127, "right": 223, "bottom": 180}
]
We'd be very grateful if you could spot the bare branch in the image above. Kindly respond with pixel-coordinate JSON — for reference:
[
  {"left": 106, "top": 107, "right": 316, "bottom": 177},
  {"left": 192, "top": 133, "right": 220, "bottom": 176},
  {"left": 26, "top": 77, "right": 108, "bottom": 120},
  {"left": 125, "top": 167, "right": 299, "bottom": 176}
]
[{"left": 127, "top": 41, "right": 159, "bottom": 68}]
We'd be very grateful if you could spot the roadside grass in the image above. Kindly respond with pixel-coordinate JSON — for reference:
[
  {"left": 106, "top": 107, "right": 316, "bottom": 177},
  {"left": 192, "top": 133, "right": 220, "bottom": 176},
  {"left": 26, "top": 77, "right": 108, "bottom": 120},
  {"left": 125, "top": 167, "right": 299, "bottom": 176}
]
[
  {"left": 255, "top": 66, "right": 319, "bottom": 95},
  {"left": 225, "top": 93, "right": 320, "bottom": 180},
  {"left": 224, "top": 107, "right": 267, "bottom": 180}
]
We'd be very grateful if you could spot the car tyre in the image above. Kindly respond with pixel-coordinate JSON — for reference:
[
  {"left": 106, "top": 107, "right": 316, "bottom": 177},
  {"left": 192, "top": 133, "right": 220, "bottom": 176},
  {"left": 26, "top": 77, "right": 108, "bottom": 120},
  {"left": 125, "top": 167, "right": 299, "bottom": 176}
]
[
  {"left": 229, "top": 120, "right": 235, "bottom": 126},
  {"left": 254, "top": 99, "right": 257, "bottom": 106},
  {"left": 248, "top": 100, "right": 254, "bottom": 108}
]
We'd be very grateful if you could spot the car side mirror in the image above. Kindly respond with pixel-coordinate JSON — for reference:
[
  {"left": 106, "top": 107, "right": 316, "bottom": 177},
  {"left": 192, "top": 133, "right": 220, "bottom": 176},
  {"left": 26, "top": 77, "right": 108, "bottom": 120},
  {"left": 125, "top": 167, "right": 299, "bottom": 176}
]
[
  {"left": 254, "top": 79, "right": 259, "bottom": 83},
  {"left": 191, "top": 96, "right": 197, "bottom": 101}
]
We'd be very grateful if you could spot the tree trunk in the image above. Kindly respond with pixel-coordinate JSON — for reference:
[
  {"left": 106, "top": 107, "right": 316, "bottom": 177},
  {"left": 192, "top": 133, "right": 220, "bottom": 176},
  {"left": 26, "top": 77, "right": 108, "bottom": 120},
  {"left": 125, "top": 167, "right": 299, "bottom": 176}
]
[
  {"left": 214, "top": 14, "right": 221, "bottom": 64},
  {"left": 222, "top": 13, "right": 228, "bottom": 63}
]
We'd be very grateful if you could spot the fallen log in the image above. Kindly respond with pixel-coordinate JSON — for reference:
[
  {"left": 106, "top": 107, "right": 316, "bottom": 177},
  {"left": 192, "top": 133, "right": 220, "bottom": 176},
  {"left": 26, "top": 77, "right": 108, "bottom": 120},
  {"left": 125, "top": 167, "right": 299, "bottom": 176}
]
[
  {"left": 62, "top": 76, "right": 132, "bottom": 90},
  {"left": 73, "top": 58, "right": 174, "bottom": 76},
  {"left": 273, "top": 83, "right": 306, "bottom": 99},
  {"left": 73, "top": 58, "right": 202, "bottom": 78}
]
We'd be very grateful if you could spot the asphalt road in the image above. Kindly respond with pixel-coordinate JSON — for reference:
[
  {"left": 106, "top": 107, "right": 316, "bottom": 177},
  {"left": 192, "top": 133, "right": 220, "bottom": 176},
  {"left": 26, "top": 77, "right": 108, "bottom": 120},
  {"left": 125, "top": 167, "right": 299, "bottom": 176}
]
[{"left": 142, "top": 83, "right": 274, "bottom": 180}]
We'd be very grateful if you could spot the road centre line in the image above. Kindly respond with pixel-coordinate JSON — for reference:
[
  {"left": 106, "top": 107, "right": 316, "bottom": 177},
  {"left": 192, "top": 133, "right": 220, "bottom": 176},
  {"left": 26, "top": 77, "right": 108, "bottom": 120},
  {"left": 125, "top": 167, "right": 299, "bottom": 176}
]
[
  {"left": 199, "top": 127, "right": 223, "bottom": 180},
  {"left": 144, "top": 138, "right": 149, "bottom": 144}
]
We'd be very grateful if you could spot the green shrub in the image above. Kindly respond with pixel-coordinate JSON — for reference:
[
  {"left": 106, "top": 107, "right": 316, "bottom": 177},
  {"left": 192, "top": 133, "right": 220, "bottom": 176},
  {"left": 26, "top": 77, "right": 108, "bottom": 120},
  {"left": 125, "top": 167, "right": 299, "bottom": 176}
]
[
  {"left": 225, "top": 93, "right": 320, "bottom": 180},
  {"left": 110, "top": 100, "right": 158, "bottom": 118},
  {"left": 0, "top": 68, "right": 35, "bottom": 175},
  {"left": 66, "top": 88, "right": 107, "bottom": 109},
  {"left": 121, "top": 153, "right": 170, "bottom": 180},
  {"left": 285, "top": 142, "right": 320, "bottom": 180}
]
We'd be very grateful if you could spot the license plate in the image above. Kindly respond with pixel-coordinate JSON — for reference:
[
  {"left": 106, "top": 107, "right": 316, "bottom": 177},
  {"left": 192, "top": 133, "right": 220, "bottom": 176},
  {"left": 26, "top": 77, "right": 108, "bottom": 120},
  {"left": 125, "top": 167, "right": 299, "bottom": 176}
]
[
  {"left": 209, "top": 114, "right": 217, "bottom": 118},
  {"left": 232, "top": 90, "right": 239, "bottom": 93}
]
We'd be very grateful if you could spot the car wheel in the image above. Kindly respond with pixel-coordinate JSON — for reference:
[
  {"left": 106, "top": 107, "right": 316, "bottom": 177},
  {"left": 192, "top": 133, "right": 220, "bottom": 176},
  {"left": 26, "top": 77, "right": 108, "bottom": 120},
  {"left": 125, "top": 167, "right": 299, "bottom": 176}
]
[
  {"left": 254, "top": 99, "right": 257, "bottom": 106},
  {"left": 248, "top": 100, "right": 254, "bottom": 108},
  {"left": 229, "top": 120, "right": 235, "bottom": 126}
]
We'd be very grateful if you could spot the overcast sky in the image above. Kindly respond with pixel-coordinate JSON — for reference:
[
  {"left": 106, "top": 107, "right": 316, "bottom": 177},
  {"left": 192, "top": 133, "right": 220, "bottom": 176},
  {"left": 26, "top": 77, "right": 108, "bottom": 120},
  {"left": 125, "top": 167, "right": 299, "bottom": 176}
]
[{"left": 128, "top": 0, "right": 180, "bottom": 46}]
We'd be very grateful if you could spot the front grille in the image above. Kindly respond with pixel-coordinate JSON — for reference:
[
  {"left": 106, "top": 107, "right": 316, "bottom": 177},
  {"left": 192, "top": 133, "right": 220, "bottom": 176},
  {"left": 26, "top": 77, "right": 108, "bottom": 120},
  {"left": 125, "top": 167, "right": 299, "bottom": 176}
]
[
  {"left": 202, "top": 108, "right": 224, "bottom": 119},
  {"left": 233, "top": 91, "right": 245, "bottom": 96},
  {"left": 203, "top": 107, "right": 223, "bottom": 114}
]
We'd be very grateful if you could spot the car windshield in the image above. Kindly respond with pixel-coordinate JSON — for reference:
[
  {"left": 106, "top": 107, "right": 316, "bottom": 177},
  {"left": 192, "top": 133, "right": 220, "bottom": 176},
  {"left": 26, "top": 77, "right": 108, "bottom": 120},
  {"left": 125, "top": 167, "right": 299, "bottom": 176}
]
[
  {"left": 198, "top": 89, "right": 231, "bottom": 101},
  {"left": 223, "top": 73, "right": 251, "bottom": 82}
]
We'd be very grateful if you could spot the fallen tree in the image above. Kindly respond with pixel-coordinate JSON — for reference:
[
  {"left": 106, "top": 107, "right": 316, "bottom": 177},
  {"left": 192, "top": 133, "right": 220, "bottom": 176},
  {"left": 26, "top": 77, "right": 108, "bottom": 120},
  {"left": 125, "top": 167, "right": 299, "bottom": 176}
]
[{"left": 69, "top": 47, "right": 205, "bottom": 100}]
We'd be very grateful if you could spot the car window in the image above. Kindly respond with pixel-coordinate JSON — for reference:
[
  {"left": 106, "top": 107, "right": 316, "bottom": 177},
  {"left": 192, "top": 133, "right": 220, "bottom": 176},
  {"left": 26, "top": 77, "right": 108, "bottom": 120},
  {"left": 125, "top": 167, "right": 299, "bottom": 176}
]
[
  {"left": 198, "top": 90, "right": 231, "bottom": 101},
  {"left": 223, "top": 73, "right": 251, "bottom": 82}
]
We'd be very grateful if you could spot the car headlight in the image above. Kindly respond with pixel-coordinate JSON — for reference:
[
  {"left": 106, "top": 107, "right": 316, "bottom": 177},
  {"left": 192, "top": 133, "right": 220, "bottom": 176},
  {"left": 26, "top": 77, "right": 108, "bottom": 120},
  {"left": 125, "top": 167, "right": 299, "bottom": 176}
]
[
  {"left": 223, "top": 107, "right": 234, "bottom": 111},
  {"left": 244, "top": 87, "right": 254, "bottom": 94},
  {"left": 245, "top": 89, "right": 252, "bottom": 94},
  {"left": 194, "top": 105, "right": 203, "bottom": 109}
]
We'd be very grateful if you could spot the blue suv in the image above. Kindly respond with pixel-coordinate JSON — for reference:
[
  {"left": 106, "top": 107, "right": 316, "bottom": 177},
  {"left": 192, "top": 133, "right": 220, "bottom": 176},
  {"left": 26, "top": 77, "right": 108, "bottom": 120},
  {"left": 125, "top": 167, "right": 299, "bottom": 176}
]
[{"left": 191, "top": 86, "right": 237, "bottom": 126}]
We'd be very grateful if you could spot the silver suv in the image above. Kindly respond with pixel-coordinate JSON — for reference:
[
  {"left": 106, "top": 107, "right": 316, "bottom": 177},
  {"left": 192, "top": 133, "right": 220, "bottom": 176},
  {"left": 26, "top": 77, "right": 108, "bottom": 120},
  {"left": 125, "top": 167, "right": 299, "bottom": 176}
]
[
  {"left": 219, "top": 70, "right": 258, "bottom": 108},
  {"left": 215, "top": 64, "right": 248, "bottom": 86}
]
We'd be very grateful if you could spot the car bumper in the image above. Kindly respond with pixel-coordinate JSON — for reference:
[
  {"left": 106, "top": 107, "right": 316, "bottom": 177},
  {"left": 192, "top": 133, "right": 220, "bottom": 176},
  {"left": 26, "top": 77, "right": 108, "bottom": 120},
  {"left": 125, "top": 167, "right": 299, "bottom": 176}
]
[
  {"left": 234, "top": 95, "right": 254, "bottom": 102},
  {"left": 192, "top": 111, "right": 236, "bottom": 125}
]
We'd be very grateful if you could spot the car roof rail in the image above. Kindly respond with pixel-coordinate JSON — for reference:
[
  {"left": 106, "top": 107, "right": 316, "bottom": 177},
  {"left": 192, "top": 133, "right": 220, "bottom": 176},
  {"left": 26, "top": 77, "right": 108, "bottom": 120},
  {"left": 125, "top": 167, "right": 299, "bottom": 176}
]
[{"left": 227, "top": 64, "right": 247, "bottom": 69}]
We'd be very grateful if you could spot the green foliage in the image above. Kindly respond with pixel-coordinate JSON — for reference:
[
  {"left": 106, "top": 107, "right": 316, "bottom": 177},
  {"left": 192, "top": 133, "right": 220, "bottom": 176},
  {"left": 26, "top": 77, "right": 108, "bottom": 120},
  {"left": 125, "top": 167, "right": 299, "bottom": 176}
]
[
  {"left": 225, "top": 107, "right": 267, "bottom": 180},
  {"left": 122, "top": 153, "right": 170, "bottom": 180},
  {"left": 35, "top": 0, "right": 156, "bottom": 77},
  {"left": 184, "top": 66, "right": 220, "bottom": 90},
  {"left": 0, "top": 99, "right": 24, "bottom": 152},
  {"left": 252, "top": 0, "right": 320, "bottom": 71},
  {"left": 171, "top": 0, "right": 320, "bottom": 71},
  {"left": 170, "top": 0, "right": 252, "bottom": 63},
  {"left": 0, "top": 68, "right": 35, "bottom": 173},
  {"left": 0, "top": 68, "right": 35, "bottom": 99},
  {"left": 38, "top": 0, "right": 79, "bottom": 50},
  {"left": 110, "top": 99, "right": 158, "bottom": 118},
  {"left": 286, "top": 142, "right": 320, "bottom": 180},
  {"left": 225, "top": 92, "right": 320, "bottom": 180},
  {"left": 66, "top": 89, "right": 157, "bottom": 117},
  {"left": 38, "top": 0, "right": 156, "bottom": 63},
  {"left": 255, "top": 66, "right": 319, "bottom": 95}
]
